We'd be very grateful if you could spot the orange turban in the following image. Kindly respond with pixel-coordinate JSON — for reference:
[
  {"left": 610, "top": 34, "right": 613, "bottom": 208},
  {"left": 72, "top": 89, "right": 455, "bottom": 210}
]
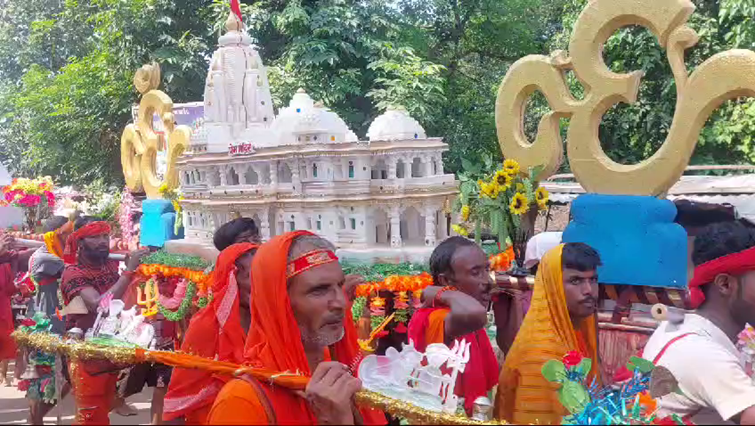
[{"left": 242, "top": 231, "right": 385, "bottom": 424}]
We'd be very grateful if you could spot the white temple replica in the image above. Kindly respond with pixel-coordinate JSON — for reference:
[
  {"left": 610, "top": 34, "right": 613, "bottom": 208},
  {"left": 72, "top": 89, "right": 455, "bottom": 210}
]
[{"left": 174, "top": 13, "right": 457, "bottom": 261}]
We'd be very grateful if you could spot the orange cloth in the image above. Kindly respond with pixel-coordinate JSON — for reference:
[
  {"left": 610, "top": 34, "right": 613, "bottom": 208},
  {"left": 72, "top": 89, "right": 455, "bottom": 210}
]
[
  {"left": 163, "top": 243, "right": 258, "bottom": 424},
  {"left": 208, "top": 231, "right": 385, "bottom": 425},
  {"left": 494, "top": 244, "right": 600, "bottom": 425},
  {"left": 0, "top": 263, "right": 16, "bottom": 360},
  {"left": 69, "top": 360, "right": 118, "bottom": 425}
]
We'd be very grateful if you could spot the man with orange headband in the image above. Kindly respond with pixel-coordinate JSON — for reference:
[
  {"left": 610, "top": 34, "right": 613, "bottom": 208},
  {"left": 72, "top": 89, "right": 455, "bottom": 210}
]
[
  {"left": 642, "top": 221, "right": 755, "bottom": 425},
  {"left": 61, "top": 217, "right": 149, "bottom": 425},
  {"left": 408, "top": 236, "right": 498, "bottom": 416},
  {"left": 163, "top": 242, "right": 259, "bottom": 424},
  {"left": 207, "top": 231, "right": 386, "bottom": 425},
  {"left": 495, "top": 242, "right": 602, "bottom": 424}
]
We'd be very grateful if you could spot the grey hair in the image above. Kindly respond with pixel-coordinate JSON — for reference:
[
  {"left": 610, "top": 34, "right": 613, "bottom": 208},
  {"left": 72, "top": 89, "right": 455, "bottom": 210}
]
[{"left": 288, "top": 234, "right": 337, "bottom": 261}]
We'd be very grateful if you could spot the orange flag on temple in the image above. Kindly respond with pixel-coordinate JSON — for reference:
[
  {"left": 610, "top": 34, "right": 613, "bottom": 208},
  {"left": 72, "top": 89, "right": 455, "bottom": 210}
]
[{"left": 230, "top": 0, "right": 243, "bottom": 24}]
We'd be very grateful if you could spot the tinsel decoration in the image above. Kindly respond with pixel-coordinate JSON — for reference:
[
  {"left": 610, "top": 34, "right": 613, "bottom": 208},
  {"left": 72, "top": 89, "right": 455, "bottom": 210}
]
[
  {"left": 369, "top": 296, "right": 387, "bottom": 332},
  {"left": 117, "top": 188, "right": 138, "bottom": 250},
  {"left": 157, "top": 281, "right": 197, "bottom": 322},
  {"left": 351, "top": 296, "right": 367, "bottom": 325},
  {"left": 196, "top": 296, "right": 210, "bottom": 309},
  {"left": 393, "top": 290, "right": 410, "bottom": 333},
  {"left": 13, "top": 330, "right": 508, "bottom": 425},
  {"left": 140, "top": 250, "right": 211, "bottom": 271}
]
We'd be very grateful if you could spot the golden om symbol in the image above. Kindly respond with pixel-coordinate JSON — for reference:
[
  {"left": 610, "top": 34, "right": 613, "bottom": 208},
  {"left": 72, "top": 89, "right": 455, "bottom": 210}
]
[
  {"left": 121, "top": 63, "right": 190, "bottom": 198},
  {"left": 496, "top": 0, "right": 755, "bottom": 196}
]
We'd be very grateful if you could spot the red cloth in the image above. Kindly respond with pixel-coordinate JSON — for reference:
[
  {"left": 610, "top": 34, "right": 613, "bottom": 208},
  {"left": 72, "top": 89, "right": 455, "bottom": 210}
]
[
  {"left": 163, "top": 242, "right": 258, "bottom": 423},
  {"left": 688, "top": 245, "right": 755, "bottom": 309},
  {"left": 408, "top": 307, "right": 499, "bottom": 415},
  {"left": 241, "top": 231, "right": 385, "bottom": 424},
  {"left": 63, "top": 222, "right": 111, "bottom": 265},
  {"left": 0, "top": 263, "right": 16, "bottom": 360},
  {"left": 230, "top": 0, "right": 243, "bottom": 23}
]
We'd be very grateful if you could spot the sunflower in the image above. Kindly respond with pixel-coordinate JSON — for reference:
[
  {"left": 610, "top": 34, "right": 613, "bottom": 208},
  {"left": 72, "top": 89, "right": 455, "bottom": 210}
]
[
  {"left": 535, "top": 187, "right": 549, "bottom": 209},
  {"left": 480, "top": 181, "right": 500, "bottom": 199},
  {"left": 503, "top": 159, "right": 520, "bottom": 176},
  {"left": 510, "top": 192, "right": 530, "bottom": 215},
  {"left": 452, "top": 224, "right": 469, "bottom": 237},
  {"left": 461, "top": 205, "right": 470, "bottom": 221},
  {"left": 494, "top": 170, "right": 514, "bottom": 189}
]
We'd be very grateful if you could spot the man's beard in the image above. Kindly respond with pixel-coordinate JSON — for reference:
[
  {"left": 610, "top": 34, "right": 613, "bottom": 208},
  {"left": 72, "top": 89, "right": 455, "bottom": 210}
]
[
  {"left": 299, "top": 324, "right": 345, "bottom": 348},
  {"left": 83, "top": 248, "right": 109, "bottom": 263}
]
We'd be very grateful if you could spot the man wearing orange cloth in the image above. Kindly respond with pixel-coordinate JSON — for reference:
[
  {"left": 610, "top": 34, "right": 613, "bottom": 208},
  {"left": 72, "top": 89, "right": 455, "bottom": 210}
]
[
  {"left": 407, "top": 236, "right": 499, "bottom": 416},
  {"left": 495, "top": 242, "right": 602, "bottom": 425},
  {"left": 162, "top": 242, "right": 258, "bottom": 424},
  {"left": 60, "top": 217, "right": 149, "bottom": 425},
  {"left": 207, "top": 231, "right": 386, "bottom": 425},
  {"left": 0, "top": 231, "right": 34, "bottom": 387}
]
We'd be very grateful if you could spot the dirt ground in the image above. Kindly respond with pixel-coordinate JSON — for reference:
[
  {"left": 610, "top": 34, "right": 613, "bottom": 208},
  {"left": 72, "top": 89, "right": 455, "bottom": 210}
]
[{"left": 0, "top": 361, "right": 154, "bottom": 425}]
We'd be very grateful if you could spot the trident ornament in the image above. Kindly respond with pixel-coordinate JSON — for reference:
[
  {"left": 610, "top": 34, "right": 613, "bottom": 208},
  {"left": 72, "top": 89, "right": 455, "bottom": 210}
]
[{"left": 137, "top": 279, "right": 159, "bottom": 317}]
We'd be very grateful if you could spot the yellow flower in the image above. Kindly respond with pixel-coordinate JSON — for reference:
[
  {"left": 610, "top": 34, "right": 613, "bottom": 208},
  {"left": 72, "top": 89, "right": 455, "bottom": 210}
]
[
  {"left": 535, "top": 187, "right": 549, "bottom": 209},
  {"left": 494, "top": 170, "right": 513, "bottom": 188},
  {"left": 452, "top": 224, "right": 469, "bottom": 237},
  {"left": 480, "top": 181, "right": 500, "bottom": 199},
  {"left": 516, "top": 183, "right": 525, "bottom": 192},
  {"left": 158, "top": 183, "right": 169, "bottom": 194},
  {"left": 461, "top": 205, "right": 470, "bottom": 221},
  {"left": 503, "top": 159, "right": 520, "bottom": 176},
  {"left": 510, "top": 192, "right": 530, "bottom": 215}
]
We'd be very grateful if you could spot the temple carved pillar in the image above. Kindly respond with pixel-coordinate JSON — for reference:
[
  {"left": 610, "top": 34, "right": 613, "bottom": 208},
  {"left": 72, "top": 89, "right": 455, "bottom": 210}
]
[
  {"left": 424, "top": 205, "right": 437, "bottom": 247},
  {"left": 390, "top": 205, "right": 402, "bottom": 248}
]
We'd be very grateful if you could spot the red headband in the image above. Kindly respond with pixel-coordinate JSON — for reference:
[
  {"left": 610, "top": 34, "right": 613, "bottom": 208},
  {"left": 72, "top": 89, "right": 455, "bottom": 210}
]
[
  {"left": 286, "top": 249, "right": 338, "bottom": 279},
  {"left": 63, "top": 221, "right": 112, "bottom": 264},
  {"left": 688, "top": 245, "right": 755, "bottom": 309}
]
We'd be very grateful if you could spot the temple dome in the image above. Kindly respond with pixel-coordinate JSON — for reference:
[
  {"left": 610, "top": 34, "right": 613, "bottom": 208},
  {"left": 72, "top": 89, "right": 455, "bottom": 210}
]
[
  {"left": 270, "top": 89, "right": 357, "bottom": 145},
  {"left": 367, "top": 107, "right": 426, "bottom": 142}
]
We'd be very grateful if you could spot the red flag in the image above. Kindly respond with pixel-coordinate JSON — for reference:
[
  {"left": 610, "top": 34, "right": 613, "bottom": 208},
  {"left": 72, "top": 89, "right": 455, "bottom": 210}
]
[{"left": 230, "top": 0, "right": 243, "bottom": 24}]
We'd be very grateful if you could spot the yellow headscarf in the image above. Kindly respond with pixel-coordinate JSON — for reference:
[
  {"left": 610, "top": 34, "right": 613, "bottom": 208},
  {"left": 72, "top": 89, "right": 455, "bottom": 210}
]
[
  {"left": 494, "top": 244, "right": 600, "bottom": 425},
  {"left": 43, "top": 221, "right": 73, "bottom": 259}
]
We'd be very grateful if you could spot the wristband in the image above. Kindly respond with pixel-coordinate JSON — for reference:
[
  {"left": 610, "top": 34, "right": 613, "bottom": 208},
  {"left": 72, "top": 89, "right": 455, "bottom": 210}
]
[{"left": 432, "top": 286, "right": 458, "bottom": 308}]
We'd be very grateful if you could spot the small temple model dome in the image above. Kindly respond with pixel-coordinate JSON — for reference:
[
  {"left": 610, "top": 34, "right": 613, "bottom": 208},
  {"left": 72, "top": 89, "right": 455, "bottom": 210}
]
[
  {"left": 270, "top": 88, "right": 357, "bottom": 145},
  {"left": 367, "top": 107, "right": 427, "bottom": 142}
]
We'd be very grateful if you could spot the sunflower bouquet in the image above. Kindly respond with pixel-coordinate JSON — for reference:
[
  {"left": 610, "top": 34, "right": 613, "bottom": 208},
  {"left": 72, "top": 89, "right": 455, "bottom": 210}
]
[{"left": 454, "top": 159, "right": 549, "bottom": 270}]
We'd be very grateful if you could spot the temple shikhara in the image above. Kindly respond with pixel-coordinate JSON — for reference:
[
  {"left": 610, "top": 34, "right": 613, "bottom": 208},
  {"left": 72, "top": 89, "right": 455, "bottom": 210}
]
[{"left": 176, "top": 14, "right": 457, "bottom": 259}]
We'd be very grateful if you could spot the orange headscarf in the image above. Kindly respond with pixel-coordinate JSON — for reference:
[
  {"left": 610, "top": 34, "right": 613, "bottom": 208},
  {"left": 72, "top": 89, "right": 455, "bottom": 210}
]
[
  {"left": 163, "top": 242, "right": 258, "bottom": 423},
  {"left": 494, "top": 244, "right": 599, "bottom": 425},
  {"left": 242, "top": 231, "right": 385, "bottom": 424}
]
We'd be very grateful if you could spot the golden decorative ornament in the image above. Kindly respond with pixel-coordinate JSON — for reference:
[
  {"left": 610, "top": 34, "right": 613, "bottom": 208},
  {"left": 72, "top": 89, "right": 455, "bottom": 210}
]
[
  {"left": 121, "top": 63, "right": 190, "bottom": 198},
  {"left": 495, "top": 0, "right": 755, "bottom": 196},
  {"left": 134, "top": 62, "right": 161, "bottom": 94}
]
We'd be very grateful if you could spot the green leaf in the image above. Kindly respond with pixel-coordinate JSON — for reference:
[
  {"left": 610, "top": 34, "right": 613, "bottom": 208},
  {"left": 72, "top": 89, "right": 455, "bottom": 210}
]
[
  {"left": 542, "top": 359, "right": 568, "bottom": 383},
  {"left": 575, "top": 358, "right": 592, "bottom": 377},
  {"left": 629, "top": 356, "right": 655, "bottom": 374},
  {"left": 558, "top": 380, "right": 591, "bottom": 413}
]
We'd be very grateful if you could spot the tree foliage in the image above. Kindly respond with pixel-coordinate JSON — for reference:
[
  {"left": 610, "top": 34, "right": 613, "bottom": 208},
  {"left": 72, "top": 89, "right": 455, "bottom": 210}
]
[{"left": 1, "top": 0, "right": 753, "bottom": 187}]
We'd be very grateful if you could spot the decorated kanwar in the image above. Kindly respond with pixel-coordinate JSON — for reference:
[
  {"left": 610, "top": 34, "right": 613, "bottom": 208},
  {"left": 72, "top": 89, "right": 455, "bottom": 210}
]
[{"left": 5, "top": 0, "right": 755, "bottom": 424}]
